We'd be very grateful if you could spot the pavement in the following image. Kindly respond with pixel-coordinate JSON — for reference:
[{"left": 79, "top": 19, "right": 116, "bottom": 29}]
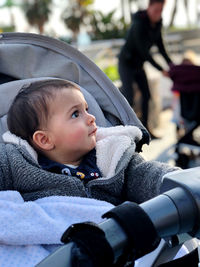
[{"left": 140, "top": 109, "right": 177, "bottom": 166}]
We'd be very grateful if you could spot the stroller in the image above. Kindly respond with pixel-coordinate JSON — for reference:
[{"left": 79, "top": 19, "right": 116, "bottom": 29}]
[
  {"left": 169, "top": 64, "right": 200, "bottom": 169},
  {"left": 0, "top": 32, "right": 199, "bottom": 266}
]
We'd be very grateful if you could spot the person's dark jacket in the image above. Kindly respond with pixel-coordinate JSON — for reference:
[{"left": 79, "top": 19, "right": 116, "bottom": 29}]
[{"left": 119, "top": 10, "right": 172, "bottom": 70}]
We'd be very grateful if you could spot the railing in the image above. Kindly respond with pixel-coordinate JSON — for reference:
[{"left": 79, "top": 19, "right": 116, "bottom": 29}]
[{"left": 77, "top": 29, "right": 200, "bottom": 62}]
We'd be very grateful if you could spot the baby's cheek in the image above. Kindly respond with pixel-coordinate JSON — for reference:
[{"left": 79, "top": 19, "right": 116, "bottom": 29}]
[{"left": 69, "top": 128, "right": 85, "bottom": 142}]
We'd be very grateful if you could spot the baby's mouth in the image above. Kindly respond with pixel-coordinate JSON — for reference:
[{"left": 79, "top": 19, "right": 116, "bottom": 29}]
[{"left": 89, "top": 127, "right": 97, "bottom": 136}]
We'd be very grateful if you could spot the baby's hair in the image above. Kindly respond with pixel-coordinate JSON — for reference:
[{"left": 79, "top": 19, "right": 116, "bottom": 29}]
[{"left": 7, "top": 79, "right": 80, "bottom": 142}]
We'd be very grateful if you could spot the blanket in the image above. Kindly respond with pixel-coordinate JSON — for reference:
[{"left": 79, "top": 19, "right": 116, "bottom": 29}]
[
  {"left": 0, "top": 191, "right": 113, "bottom": 266},
  {"left": 0, "top": 191, "right": 189, "bottom": 267}
]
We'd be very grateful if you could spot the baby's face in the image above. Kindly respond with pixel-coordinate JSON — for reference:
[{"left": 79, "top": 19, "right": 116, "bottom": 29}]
[{"left": 46, "top": 88, "right": 97, "bottom": 164}]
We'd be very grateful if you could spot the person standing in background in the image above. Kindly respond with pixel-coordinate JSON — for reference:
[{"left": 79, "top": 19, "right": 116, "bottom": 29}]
[{"left": 118, "top": 0, "right": 172, "bottom": 139}]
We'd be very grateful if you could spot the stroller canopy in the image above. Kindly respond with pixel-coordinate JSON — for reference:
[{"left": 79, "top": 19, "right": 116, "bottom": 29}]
[{"left": 0, "top": 32, "right": 149, "bottom": 144}]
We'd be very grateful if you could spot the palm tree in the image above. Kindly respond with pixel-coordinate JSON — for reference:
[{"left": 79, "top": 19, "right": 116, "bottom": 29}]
[
  {"left": 168, "top": 0, "right": 191, "bottom": 28},
  {"left": 62, "top": 0, "right": 94, "bottom": 41},
  {"left": 90, "top": 9, "right": 129, "bottom": 40},
  {"left": 168, "top": 0, "right": 178, "bottom": 28},
  {"left": 0, "top": 0, "right": 20, "bottom": 28},
  {"left": 22, "top": 0, "right": 52, "bottom": 34},
  {"left": 183, "top": 0, "right": 190, "bottom": 26},
  {"left": 120, "top": 0, "right": 146, "bottom": 24}
]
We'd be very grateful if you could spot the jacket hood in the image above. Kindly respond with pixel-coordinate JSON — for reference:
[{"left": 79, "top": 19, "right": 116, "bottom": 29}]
[
  {"left": 3, "top": 125, "right": 142, "bottom": 179},
  {"left": 2, "top": 131, "right": 38, "bottom": 162},
  {"left": 96, "top": 125, "right": 142, "bottom": 178}
]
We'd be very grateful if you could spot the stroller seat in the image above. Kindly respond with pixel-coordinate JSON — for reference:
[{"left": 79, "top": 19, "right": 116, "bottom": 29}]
[
  {"left": 169, "top": 64, "right": 200, "bottom": 168},
  {"left": 0, "top": 32, "right": 198, "bottom": 266}
]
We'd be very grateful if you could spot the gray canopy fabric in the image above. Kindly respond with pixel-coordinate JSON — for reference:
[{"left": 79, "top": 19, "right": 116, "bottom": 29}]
[{"left": 0, "top": 32, "right": 149, "bottom": 143}]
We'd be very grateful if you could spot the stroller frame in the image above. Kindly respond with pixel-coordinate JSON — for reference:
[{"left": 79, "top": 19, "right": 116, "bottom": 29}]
[{"left": 0, "top": 32, "right": 198, "bottom": 266}]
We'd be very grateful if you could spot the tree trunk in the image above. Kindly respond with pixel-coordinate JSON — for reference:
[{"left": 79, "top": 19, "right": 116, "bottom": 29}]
[
  {"left": 39, "top": 23, "right": 44, "bottom": 34},
  {"left": 183, "top": 0, "right": 190, "bottom": 26},
  {"left": 121, "top": 0, "right": 125, "bottom": 19},
  {"left": 168, "top": 0, "right": 178, "bottom": 28}
]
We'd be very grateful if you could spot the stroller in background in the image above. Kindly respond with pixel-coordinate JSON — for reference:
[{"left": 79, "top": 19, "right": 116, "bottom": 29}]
[
  {"left": 0, "top": 32, "right": 199, "bottom": 266},
  {"left": 169, "top": 63, "right": 200, "bottom": 169}
]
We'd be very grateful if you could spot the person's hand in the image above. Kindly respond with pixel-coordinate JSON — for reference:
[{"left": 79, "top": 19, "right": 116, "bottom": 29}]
[{"left": 162, "top": 70, "right": 170, "bottom": 77}]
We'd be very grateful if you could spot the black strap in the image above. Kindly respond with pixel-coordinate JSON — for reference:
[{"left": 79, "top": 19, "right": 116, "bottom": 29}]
[
  {"left": 61, "top": 221, "right": 114, "bottom": 267},
  {"left": 102, "top": 201, "right": 160, "bottom": 259}
]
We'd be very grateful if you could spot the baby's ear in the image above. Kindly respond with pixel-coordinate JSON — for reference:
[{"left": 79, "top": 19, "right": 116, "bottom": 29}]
[{"left": 32, "top": 130, "right": 54, "bottom": 151}]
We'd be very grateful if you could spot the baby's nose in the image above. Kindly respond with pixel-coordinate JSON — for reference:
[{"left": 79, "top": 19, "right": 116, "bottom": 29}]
[{"left": 87, "top": 112, "right": 96, "bottom": 124}]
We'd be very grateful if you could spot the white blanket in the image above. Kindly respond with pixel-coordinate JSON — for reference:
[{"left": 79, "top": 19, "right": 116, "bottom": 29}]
[
  {"left": 0, "top": 191, "right": 189, "bottom": 267},
  {"left": 0, "top": 191, "right": 113, "bottom": 266}
]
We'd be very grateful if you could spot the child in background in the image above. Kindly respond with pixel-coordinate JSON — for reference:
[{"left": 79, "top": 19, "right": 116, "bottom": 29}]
[
  {"left": 170, "top": 51, "right": 196, "bottom": 139},
  {"left": 1, "top": 79, "right": 178, "bottom": 205}
]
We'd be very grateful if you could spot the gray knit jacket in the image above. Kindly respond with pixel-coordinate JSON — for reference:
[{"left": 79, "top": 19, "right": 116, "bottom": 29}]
[{"left": 0, "top": 126, "right": 178, "bottom": 205}]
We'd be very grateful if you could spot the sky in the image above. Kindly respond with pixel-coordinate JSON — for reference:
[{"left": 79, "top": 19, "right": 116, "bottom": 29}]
[{"left": 0, "top": 0, "right": 199, "bottom": 36}]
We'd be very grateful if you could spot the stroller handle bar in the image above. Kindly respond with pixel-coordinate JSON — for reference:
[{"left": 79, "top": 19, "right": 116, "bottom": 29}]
[
  {"left": 141, "top": 187, "right": 196, "bottom": 238},
  {"left": 37, "top": 167, "right": 200, "bottom": 267}
]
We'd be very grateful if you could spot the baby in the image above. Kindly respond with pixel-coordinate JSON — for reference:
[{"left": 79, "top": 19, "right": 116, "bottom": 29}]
[{"left": 1, "top": 79, "right": 178, "bottom": 204}]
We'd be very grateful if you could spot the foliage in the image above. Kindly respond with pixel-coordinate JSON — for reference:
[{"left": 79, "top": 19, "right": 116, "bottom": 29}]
[
  {"left": 0, "top": 0, "right": 17, "bottom": 8},
  {"left": 62, "top": 2, "right": 129, "bottom": 41},
  {"left": 0, "top": 25, "right": 15, "bottom": 32},
  {"left": 59, "top": 36, "right": 72, "bottom": 44},
  {"left": 102, "top": 65, "right": 119, "bottom": 81},
  {"left": 167, "top": 26, "right": 199, "bottom": 32},
  {"left": 62, "top": 0, "right": 94, "bottom": 41},
  {"left": 0, "top": 0, "right": 21, "bottom": 28},
  {"left": 22, "top": 0, "right": 52, "bottom": 33},
  {"left": 90, "top": 10, "right": 130, "bottom": 40}
]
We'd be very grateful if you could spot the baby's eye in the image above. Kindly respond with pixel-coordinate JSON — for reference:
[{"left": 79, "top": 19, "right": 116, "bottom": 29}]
[{"left": 72, "top": 110, "right": 79, "bottom": 118}]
